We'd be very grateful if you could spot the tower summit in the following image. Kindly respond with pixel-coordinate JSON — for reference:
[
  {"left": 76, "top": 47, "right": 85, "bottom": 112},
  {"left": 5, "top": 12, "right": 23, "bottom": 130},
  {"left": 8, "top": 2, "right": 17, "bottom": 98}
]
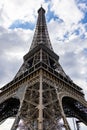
[
  {"left": 0, "top": 7, "right": 87, "bottom": 130},
  {"left": 30, "top": 7, "right": 53, "bottom": 51}
]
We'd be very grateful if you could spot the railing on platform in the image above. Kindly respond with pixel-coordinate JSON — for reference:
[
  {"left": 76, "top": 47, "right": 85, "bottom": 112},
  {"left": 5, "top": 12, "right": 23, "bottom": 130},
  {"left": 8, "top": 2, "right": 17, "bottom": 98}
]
[{"left": 0, "top": 61, "right": 84, "bottom": 97}]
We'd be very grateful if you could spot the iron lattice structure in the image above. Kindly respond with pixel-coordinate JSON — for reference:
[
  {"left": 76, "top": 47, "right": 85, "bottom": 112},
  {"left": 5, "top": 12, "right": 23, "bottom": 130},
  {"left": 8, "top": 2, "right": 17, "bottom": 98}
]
[{"left": 0, "top": 7, "right": 87, "bottom": 130}]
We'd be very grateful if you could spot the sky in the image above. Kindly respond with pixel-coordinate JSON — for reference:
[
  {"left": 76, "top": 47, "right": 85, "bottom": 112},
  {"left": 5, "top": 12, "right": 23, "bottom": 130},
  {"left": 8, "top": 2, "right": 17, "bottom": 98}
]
[{"left": 0, "top": 0, "right": 87, "bottom": 129}]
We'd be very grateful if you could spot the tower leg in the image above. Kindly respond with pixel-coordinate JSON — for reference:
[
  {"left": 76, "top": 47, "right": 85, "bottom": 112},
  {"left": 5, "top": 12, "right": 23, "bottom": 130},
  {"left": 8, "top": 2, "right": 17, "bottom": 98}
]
[
  {"left": 55, "top": 86, "right": 71, "bottom": 130},
  {"left": 11, "top": 85, "right": 28, "bottom": 130},
  {"left": 11, "top": 116, "right": 20, "bottom": 130},
  {"left": 38, "top": 70, "right": 43, "bottom": 130}
]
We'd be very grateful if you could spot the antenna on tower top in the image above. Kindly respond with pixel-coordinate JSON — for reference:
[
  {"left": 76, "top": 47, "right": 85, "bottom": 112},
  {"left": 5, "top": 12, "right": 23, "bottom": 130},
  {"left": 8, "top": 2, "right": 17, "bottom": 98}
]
[{"left": 41, "top": 4, "right": 43, "bottom": 7}]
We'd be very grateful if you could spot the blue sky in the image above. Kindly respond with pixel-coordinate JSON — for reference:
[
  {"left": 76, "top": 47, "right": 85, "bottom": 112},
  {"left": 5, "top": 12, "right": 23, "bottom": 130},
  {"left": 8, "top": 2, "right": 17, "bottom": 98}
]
[
  {"left": 9, "top": 20, "right": 35, "bottom": 30},
  {"left": 0, "top": 0, "right": 87, "bottom": 129}
]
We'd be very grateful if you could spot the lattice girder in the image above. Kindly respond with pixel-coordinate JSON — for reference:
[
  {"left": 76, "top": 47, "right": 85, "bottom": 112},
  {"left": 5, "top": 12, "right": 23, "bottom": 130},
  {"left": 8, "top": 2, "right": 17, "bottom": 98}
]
[
  {"left": 0, "top": 66, "right": 87, "bottom": 130},
  {"left": 17, "top": 75, "right": 65, "bottom": 130}
]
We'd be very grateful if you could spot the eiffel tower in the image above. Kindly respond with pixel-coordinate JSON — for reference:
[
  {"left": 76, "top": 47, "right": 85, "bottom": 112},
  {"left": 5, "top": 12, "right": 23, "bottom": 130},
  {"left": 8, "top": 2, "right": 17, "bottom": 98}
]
[{"left": 0, "top": 7, "right": 87, "bottom": 130}]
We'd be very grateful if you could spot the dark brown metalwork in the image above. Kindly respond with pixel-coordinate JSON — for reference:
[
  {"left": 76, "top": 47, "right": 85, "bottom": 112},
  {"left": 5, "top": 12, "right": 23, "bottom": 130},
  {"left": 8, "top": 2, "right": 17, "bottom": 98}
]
[{"left": 0, "top": 7, "right": 87, "bottom": 130}]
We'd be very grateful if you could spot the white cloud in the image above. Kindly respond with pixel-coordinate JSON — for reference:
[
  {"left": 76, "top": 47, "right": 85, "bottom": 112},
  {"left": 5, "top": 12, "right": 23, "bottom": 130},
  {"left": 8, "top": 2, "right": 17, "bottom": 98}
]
[
  {"left": 47, "top": 0, "right": 87, "bottom": 44},
  {"left": 0, "top": 0, "right": 48, "bottom": 28},
  {"left": 51, "top": 38, "right": 87, "bottom": 100},
  {"left": 48, "top": 19, "right": 87, "bottom": 44},
  {"left": 0, "top": 26, "right": 33, "bottom": 87},
  {"left": 47, "top": 16, "right": 87, "bottom": 100},
  {"left": 51, "top": 0, "right": 84, "bottom": 24}
]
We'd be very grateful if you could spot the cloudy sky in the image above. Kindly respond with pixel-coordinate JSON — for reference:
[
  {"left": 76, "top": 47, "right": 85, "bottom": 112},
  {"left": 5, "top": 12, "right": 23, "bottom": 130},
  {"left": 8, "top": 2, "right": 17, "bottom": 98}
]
[{"left": 0, "top": 0, "right": 87, "bottom": 129}]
